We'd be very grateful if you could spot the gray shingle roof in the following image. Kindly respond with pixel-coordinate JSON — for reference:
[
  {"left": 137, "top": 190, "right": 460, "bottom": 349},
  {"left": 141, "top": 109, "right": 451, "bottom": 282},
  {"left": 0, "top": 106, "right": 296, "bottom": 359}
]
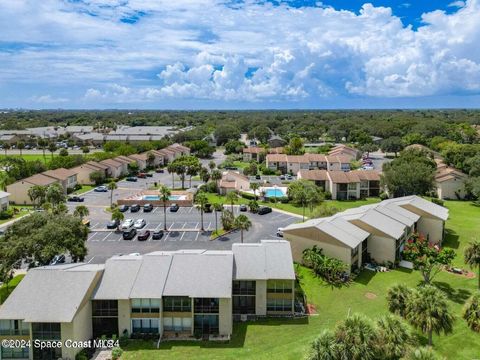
[
  {"left": 383, "top": 195, "right": 449, "bottom": 221},
  {"left": 0, "top": 264, "right": 103, "bottom": 322}
]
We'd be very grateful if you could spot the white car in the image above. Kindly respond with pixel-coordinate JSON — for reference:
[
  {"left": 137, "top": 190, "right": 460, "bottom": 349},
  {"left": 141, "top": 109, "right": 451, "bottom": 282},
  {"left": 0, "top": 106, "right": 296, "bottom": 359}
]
[
  {"left": 134, "top": 219, "right": 146, "bottom": 229},
  {"left": 276, "top": 228, "right": 284, "bottom": 237},
  {"left": 121, "top": 219, "right": 134, "bottom": 230}
]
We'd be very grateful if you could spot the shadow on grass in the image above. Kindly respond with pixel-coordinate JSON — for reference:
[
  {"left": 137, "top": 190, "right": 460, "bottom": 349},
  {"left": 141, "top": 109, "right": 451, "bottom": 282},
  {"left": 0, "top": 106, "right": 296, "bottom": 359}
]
[
  {"left": 433, "top": 281, "right": 472, "bottom": 304},
  {"left": 395, "top": 267, "right": 413, "bottom": 274},
  {"left": 125, "top": 318, "right": 309, "bottom": 351},
  {"left": 443, "top": 228, "right": 460, "bottom": 249},
  {"left": 354, "top": 270, "right": 376, "bottom": 285}
]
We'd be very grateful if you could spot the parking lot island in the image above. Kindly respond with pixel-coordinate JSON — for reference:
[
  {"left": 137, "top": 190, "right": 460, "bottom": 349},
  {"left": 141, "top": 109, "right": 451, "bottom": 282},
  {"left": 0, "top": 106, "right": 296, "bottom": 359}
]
[{"left": 117, "top": 190, "right": 194, "bottom": 207}]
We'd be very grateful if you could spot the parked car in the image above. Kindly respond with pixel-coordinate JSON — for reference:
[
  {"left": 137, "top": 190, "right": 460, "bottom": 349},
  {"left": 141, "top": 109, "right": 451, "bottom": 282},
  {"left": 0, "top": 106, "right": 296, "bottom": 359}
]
[
  {"left": 280, "top": 175, "right": 285, "bottom": 180},
  {"left": 155, "top": 168, "right": 165, "bottom": 173},
  {"left": 143, "top": 203, "right": 153, "bottom": 212},
  {"left": 121, "top": 219, "right": 134, "bottom": 230},
  {"left": 122, "top": 228, "right": 137, "bottom": 240},
  {"left": 130, "top": 204, "right": 140, "bottom": 212},
  {"left": 137, "top": 173, "right": 147, "bottom": 179},
  {"left": 204, "top": 203, "right": 212, "bottom": 213},
  {"left": 146, "top": 173, "right": 153, "bottom": 177},
  {"left": 134, "top": 219, "right": 146, "bottom": 229},
  {"left": 118, "top": 205, "right": 129, "bottom": 212},
  {"left": 137, "top": 230, "right": 151, "bottom": 241},
  {"left": 286, "top": 175, "right": 293, "bottom": 180},
  {"left": 276, "top": 228, "right": 284, "bottom": 237},
  {"left": 126, "top": 177, "right": 138, "bottom": 182},
  {"left": 170, "top": 203, "right": 179, "bottom": 212},
  {"left": 50, "top": 254, "right": 66, "bottom": 265},
  {"left": 255, "top": 174, "right": 261, "bottom": 180},
  {"left": 94, "top": 185, "right": 108, "bottom": 192},
  {"left": 152, "top": 230, "right": 164, "bottom": 240},
  {"left": 239, "top": 204, "right": 247, "bottom": 212},
  {"left": 258, "top": 206, "right": 272, "bottom": 215},
  {"left": 68, "top": 196, "right": 84, "bottom": 202},
  {"left": 106, "top": 220, "right": 120, "bottom": 229}
]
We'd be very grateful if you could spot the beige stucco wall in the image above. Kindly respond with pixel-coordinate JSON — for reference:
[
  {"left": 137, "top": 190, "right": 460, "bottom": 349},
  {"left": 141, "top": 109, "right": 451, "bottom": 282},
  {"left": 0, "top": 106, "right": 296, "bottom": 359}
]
[
  {"left": 117, "top": 300, "right": 131, "bottom": 336},
  {"left": 367, "top": 235, "right": 396, "bottom": 264},
  {"left": 437, "top": 178, "right": 466, "bottom": 200},
  {"left": 255, "top": 280, "right": 267, "bottom": 316},
  {"left": 417, "top": 217, "right": 444, "bottom": 244},
  {"left": 72, "top": 166, "right": 95, "bottom": 185},
  {"left": 218, "top": 298, "right": 232, "bottom": 336},
  {"left": 284, "top": 229, "right": 352, "bottom": 268},
  {"left": 59, "top": 300, "right": 93, "bottom": 360},
  {"left": 5, "top": 181, "right": 53, "bottom": 205}
]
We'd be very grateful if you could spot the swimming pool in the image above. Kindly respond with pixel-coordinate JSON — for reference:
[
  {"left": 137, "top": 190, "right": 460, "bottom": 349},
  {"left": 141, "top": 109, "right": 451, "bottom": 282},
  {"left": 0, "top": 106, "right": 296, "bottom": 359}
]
[
  {"left": 264, "top": 188, "right": 287, "bottom": 198},
  {"left": 142, "top": 194, "right": 187, "bottom": 201}
]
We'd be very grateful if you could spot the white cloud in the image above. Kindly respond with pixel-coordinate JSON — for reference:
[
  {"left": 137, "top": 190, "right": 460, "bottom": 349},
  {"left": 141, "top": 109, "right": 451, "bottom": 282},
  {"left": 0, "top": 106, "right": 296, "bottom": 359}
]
[
  {"left": 1, "top": 0, "right": 480, "bottom": 105},
  {"left": 448, "top": 1, "right": 466, "bottom": 8},
  {"left": 30, "top": 95, "right": 68, "bottom": 103}
]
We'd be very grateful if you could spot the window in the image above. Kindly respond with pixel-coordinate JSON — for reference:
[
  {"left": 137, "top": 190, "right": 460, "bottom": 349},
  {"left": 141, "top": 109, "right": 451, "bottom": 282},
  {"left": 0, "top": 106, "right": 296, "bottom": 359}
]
[
  {"left": 131, "top": 299, "right": 160, "bottom": 313},
  {"left": 232, "top": 281, "right": 256, "bottom": 295},
  {"left": 31, "top": 323, "right": 61, "bottom": 340},
  {"left": 131, "top": 319, "right": 159, "bottom": 334},
  {"left": 194, "top": 315, "right": 219, "bottom": 335},
  {"left": 92, "top": 300, "right": 118, "bottom": 317},
  {"left": 360, "top": 181, "right": 369, "bottom": 189},
  {"left": 347, "top": 183, "right": 357, "bottom": 191},
  {"left": 267, "top": 280, "right": 292, "bottom": 294},
  {"left": 233, "top": 296, "right": 256, "bottom": 314},
  {"left": 163, "top": 297, "right": 191, "bottom": 312},
  {"left": 1, "top": 346, "right": 29, "bottom": 360},
  {"left": 163, "top": 317, "right": 192, "bottom": 332},
  {"left": 267, "top": 299, "right": 292, "bottom": 312},
  {"left": 0, "top": 320, "right": 29, "bottom": 336},
  {"left": 194, "top": 298, "right": 219, "bottom": 313}
]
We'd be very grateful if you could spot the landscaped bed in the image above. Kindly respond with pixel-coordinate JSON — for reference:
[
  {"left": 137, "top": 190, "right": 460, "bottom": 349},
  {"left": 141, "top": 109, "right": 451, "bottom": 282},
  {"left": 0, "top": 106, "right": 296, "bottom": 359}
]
[{"left": 122, "top": 200, "right": 480, "bottom": 360}]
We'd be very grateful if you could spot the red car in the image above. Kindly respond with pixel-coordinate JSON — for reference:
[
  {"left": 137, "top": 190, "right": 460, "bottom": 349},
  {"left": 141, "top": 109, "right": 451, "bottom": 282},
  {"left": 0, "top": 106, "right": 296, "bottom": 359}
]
[{"left": 137, "top": 173, "right": 147, "bottom": 179}]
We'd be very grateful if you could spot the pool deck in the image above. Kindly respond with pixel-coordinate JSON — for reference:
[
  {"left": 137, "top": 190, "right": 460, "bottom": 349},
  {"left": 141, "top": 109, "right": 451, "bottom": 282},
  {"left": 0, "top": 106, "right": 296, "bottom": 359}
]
[{"left": 117, "top": 190, "right": 194, "bottom": 207}]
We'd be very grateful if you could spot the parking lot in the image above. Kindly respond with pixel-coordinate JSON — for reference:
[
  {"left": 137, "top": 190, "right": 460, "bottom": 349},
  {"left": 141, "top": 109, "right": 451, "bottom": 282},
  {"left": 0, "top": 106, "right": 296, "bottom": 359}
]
[{"left": 83, "top": 205, "right": 300, "bottom": 264}]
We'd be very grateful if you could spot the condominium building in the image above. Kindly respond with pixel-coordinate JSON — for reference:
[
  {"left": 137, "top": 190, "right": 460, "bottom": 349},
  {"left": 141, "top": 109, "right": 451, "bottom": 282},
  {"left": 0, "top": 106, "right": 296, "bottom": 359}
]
[
  {"left": 0, "top": 241, "right": 295, "bottom": 360},
  {"left": 266, "top": 154, "right": 350, "bottom": 174}
]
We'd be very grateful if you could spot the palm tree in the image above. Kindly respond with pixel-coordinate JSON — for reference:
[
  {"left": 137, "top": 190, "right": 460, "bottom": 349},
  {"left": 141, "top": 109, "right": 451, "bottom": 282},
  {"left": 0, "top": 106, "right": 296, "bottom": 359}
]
[
  {"left": 226, "top": 191, "right": 238, "bottom": 213},
  {"left": 305, "top": 330, "right": 337, "bottom": 360},
  {"left": 45, "top": 183, "right": 66, "bottom": 209},
  {"left": 167, "top": 163, "right": 176, "bottom": 189},
  {"left": 199, "top": 166, "right": 210, "bottom": 183},
  {"left": 463, "top": 294, "right": 480, "bottom": 332},
  {"left": 406, "top": 285, "right": 455, "bottom": 347},
  {"left": 386, "top": 284, "right": 413, "bottom": 318},
  {"left": 16, "top": 142, "right": 25, "bottom": 156},
  {"left": 334, "top": 314, "right": 377, "bottom": 360},
  {"left": 187, "top": 164, "right": 199, "bottom": 188},
  {"left": 211, "top": 169, "right": 222, "bottom": 192},
  {"left": 208, "top": 160, "right": 216, "bottom": 171},
  {"left": 464, "top": 240, "right": 480, "bottom": 289},
  {"left": 375, "top": 315, "right": 413, "bottom": 360},
  {"left": 73, "top": 205, "right": 89, "bottom": 221},
  {"left": 159, "top": 185, "right": 171, "bottom": 231},
  {"left": 213, "top": 203, "right": 223, "bottom": 232},
  {"left": 195, "top": 192, "right": 209, "bottom": 231},
  {"left": 250, "top": 182, "right": 260, "bottom": 201},
  {"left": 38, "top": 139, "right": 47, "bottom": 162},
  {"left": 3, "top": 143, "right": 10, "bottom": 157},
  {"left": 107, "top": 181, "right": 117, "bottom": 208},
  {"left": 234, "top": 214, "right": 252, "bottom": 243},
  {"left": 48, "top": 142, "right": 57, "bottom": 160},
  {"left": 28, "top": 185, "right": 47, "bottom": 209},
  {"left": 111, "top": 208, "right": 125, "bottom": 232}
]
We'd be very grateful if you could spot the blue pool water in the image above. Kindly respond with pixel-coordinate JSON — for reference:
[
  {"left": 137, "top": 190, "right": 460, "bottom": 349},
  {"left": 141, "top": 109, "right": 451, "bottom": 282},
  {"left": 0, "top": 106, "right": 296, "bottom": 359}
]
[
  {"left": 142, "top": 195, "right": 184, "bottom": 201},
  {"left": 264, "top": 188, "right": 286, "bottom": 198}
]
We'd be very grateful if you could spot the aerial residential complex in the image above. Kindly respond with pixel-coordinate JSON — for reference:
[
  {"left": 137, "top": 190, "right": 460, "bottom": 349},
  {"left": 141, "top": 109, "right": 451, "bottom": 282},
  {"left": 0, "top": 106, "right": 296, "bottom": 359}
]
[
  {"left": 0, "top": 241, "right": 295, "bottom": 360},
  {"left": 282, "top": 195, "right": 448, "bottom": 272}
]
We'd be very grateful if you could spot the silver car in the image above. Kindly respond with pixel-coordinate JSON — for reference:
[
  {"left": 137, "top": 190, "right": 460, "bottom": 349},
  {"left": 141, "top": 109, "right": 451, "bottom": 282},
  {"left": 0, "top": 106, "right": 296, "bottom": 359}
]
[
  {"left": 134, "top": 219, "right": 146, "bottom": 229},
  {"left": 121, "top": 219, "right": 134, "bottom": 230}
]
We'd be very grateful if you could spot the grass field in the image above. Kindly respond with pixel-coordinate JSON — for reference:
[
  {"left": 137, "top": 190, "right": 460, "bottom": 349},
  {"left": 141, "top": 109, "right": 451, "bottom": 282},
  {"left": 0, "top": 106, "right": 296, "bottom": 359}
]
[
  {"left": 122, "top": 200, "right": 480, "bottom": 360},
  {"left": 73, "top": 185, "right": 95, "bottom": 194},
  {"left": 0, "top": 206, "right": 32, "bottom": 225},
  {"left": 0, "top": 153, "right": 54, "bottom": 164}
]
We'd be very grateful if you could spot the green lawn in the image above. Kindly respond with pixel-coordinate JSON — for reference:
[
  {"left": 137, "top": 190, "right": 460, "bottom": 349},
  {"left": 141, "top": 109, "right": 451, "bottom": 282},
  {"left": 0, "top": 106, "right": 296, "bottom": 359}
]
[
  {"left": 201, "top": 193, "right": 380, "bottom": 218},
  {"left": 0, "top": 274, "right": 25, "bottom": 304},
  {"left": 73, "top": 185, "right": 95, "bottom": 194},
  {"left": 0, "top": 153, "right": 53, "bottom": 164},
  {"left": 0, "top": 206, "right": 32, "bottom": 225},
  {"left": 122, "top": 200, "right": 480, "bottom": 360}
]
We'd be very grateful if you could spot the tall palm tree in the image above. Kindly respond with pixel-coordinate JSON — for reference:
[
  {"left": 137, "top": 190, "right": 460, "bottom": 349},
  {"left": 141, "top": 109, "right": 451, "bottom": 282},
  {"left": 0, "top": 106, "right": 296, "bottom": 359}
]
[
  {"left": 375, "top": 315, "right": 413, "bottom": 360},
  {"left": 3, "top": 143, "right": 10, "bottom": 157},
  {"left": 17, "top": 142, "right": 25, "bottom": 156},
  {"left": 73, "top": 205, "right": 89, "bottom": 221},
  {"left": 386, "top": 284, "right": 413, "bottom": 318},
  {"left": 195, "top": 192, "right": 209, "bottom": 231},
  {"left": 334, "top": 314, "right": 377, "bottom": 360},
  {"left": 211, "top": 169, "right": 222, "bottom": 192},
  {"left": 167, "top": 163, "right": 176, "bottom": 189},
  {"left": 208, "top": 160, "right": 216, "bottom": 171},
  {"left": 28, "top": 185, "right": 47, "bottom": 209},
  {"left": 406, "top": 285, "right": 455, "bottom": 347},
  {"left": 38, "top": 139, "right": 47, "bottom": 162},
  {"left": 250, "top": 182, "right": 260, "bottom": 201},
  {"left": 111, "top": 208, "right": 125, "bottom": 232},
  {"left": 213, "top": 203, "right": 223, "bottom": 232},
  {"left": 48, "top": 142, "right": 57, "bottom": 160},
  {"left": 305, "top": 330, "right": 337, "bottom": 360},
  {"left": 107, "top": 181, "right": 117, "bottom": 208},
  {"left": 226, "top": 191, "right": 238, "bottom": 213},
  {"left": 464, "top": 240, "right": 480, "bottom": 289},
  {"left": 462, "top": 294, "right": 480, "bottom": 332},
  {"left": 159, "top": 185, "right": 171, "bottom": 231},
  {"left": 234, "top": 214, "right": 252, "bottom": 243}
]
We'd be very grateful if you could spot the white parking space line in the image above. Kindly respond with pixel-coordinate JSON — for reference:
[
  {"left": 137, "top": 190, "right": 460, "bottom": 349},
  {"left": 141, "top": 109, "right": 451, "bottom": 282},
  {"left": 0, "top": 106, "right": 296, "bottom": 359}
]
[
  {"left": 179, "top": 232, "right": 186, "bottom": 241},
  {"left": 91, "top": 222, "right": 100, "bottom": 229},
  {"left": 188, "top": 207, "right": 194, "bottom": 213},
  {"left": 152, "top": 207, "right": 158, "bottom": 214},
  {"left": 195, "top": 231, "right": 200, "bottom": 241},
  {"left": 168, "top": 223, "right": 175, "bottom": 230},
  {"left": 194, "top": 222, "right": 199, "bottom": 229},
  {"left": 155, "top": 223, "right": 163, "bottom": 230},
  {"left": 100, "top": 233, "right": 111, "bottom": 242},
  {"left": 88, "top": 232, "right": 98, "bottom": 241},
  {"left": 105, "top": 233, "right": 118, "bottom": 241},
  {"left": 182, "top": 222, "right": 188, "bottom": 229}
]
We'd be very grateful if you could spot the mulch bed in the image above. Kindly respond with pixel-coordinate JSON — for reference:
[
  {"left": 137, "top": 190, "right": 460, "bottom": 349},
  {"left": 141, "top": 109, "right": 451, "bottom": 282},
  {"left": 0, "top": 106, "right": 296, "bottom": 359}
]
[
  {"left": 365, "top": 292, "right": 377, "bottom": 300},
  {"left": 306, "top": 303, "right": 318, "bottom": 314}
]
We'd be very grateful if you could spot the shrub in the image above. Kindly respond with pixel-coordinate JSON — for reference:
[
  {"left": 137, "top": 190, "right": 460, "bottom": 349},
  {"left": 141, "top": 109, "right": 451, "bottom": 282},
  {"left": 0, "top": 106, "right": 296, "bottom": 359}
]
[
  {"left": 431, "top": 198, "right": 445, "bottom": 207},
  {"left": 324, "top": 191, "right": 332, "bottom": 200},
  {"left": 0, "top": 208, "right": 14, "bottom": 220},
  {"left": 204, "top": 181, "right": 218, "bottom": 193},
  {"left": 75, "top": 349, "right": 89, "bottom": 360},
  {"left": 111, "top": 347, "right": 123, "bottom": 360},
  {"left": 221, "top": 210, "right": 235, "bottom": 231},
  {"left": 240, "top": 192, "right": 256, "bottom": 200},
  {"left": 302, "top": 246, "right": 348, "bottom": 284},
  {"left": 379, "top": 192, "right": 389, "bottom": 200}
]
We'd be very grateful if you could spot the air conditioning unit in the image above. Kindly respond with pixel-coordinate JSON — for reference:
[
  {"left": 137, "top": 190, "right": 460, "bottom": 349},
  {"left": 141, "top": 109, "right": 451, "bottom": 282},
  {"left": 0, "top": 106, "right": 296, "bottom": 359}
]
[{"left": 240, "top": 314, "right": 248, "bottom": 322}]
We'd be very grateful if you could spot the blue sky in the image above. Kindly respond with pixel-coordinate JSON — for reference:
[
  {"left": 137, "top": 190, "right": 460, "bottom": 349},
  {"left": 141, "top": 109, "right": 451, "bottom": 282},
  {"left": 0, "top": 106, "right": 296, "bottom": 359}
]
[{"left": 0, "top": 0, "right": 479, "bottom": 109}]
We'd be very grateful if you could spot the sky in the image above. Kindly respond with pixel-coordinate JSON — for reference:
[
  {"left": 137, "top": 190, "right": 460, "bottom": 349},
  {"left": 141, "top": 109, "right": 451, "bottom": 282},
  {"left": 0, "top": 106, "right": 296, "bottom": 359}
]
[{"left": 0, "top": 0, "right": 479, "bottom": 109}]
